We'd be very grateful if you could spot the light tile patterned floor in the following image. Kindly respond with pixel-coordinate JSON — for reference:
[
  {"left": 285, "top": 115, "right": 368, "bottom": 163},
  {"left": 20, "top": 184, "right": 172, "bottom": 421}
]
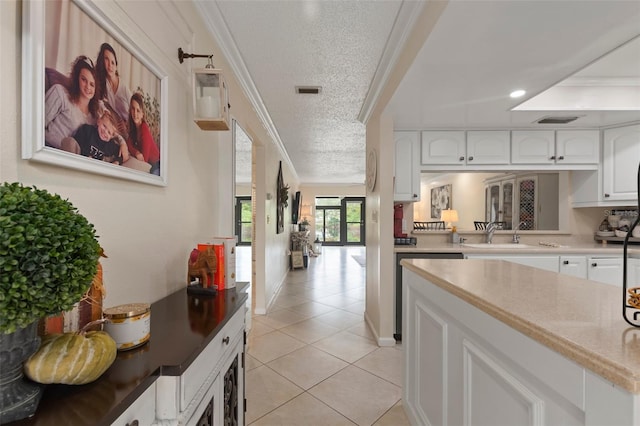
[{"left": 244, "top": 246, "right": 409, "bottom": 426}]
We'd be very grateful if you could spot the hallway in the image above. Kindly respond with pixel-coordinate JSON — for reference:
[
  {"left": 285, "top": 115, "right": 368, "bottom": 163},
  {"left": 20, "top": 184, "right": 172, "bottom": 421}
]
[{"left": 244, "top": 246, "right": 409, "bottom": 425}]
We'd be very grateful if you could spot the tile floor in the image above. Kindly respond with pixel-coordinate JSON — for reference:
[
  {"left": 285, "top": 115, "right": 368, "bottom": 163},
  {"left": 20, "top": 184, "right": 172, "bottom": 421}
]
[{"left": 244, "top": 246, "right": 409, "bottom": 426}]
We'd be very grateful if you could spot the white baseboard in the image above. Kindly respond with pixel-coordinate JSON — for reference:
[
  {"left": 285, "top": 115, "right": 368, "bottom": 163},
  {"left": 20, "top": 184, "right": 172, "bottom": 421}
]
[{"left": 364, "top": 310, "right": 397, "bottom": 347}]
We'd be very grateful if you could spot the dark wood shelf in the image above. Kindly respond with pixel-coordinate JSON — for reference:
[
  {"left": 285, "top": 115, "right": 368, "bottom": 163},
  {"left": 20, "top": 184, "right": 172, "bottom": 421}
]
[{"left": 594, "top": 235, "right": 640, "bottom": 244}]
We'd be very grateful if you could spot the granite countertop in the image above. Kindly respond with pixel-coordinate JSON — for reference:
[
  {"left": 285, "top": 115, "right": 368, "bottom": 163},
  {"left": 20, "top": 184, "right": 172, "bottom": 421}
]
[
  {"left": 9, "top": 286, "right": 248, "bottom": 426},
  {"left": 400, "top": 258, "right": 640, "bottom": 393},
  {"left": 395, "top": 242, "right": 640, "bottom": 256}
]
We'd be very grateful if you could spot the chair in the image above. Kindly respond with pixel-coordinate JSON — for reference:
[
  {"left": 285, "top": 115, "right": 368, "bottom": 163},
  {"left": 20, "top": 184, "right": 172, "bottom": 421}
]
[
  {"left": 414, "top": 221, "right": 445, "bottom": 230},
  {"left": 475, "top": 221, "right": 507, "bottom": 230},
  {"left": 474, "top": 221, "right": 487, "bottom": 230}
]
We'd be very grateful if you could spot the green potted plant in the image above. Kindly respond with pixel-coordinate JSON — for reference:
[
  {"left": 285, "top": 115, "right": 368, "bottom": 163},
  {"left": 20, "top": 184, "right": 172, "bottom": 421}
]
[{"left": 0, "top": 182, "right": 100, "bottom": 422}]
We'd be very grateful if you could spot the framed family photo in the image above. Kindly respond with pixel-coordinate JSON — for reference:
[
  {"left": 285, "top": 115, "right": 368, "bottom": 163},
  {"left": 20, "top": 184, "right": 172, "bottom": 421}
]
[{"left": 22, "top": 0, "right": 168, "bottom": 186}]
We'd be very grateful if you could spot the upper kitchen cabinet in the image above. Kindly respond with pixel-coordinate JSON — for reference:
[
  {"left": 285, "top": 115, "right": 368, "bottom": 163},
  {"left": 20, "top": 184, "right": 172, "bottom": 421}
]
[
  {"left": 421, "top": 130, "right": 509, "bottom": 166},
  {"left": 602, "top": 124, "right": 640, "bottom": 201},
  {"left": 421, "top": 131, "right": 466, "bottom": 165},
  {"left": 555, "top": 130, "right": 600, "bottom": 164},
  {"left": 512, "top": 130, "right": 599, "bottom": 166},
  {"left": 466, "top": 131, "right": 510, "bottom": 164},
  {"left": 511, "top": 130, "right": 555, "bottom": 164},
  {"left": 394, "top": 131, "right": 421, "bottom": 202},
  {"left": 572, "top": 124, "right": 639, "bottom": 207}
]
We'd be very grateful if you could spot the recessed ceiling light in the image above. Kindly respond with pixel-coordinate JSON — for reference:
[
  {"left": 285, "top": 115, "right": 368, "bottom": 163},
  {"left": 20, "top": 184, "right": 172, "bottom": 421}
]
[{"left": 510, "top": 89, "right": 526, "bottom": 98}]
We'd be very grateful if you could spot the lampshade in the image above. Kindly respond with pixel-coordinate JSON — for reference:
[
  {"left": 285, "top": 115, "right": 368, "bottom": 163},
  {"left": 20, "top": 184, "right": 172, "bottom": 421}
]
[
  {"left": 440, "top": 209, "right": 459, "bottom": 228},
  {"left": 300, "top": 204, "right": 312, "bottom": 218}
]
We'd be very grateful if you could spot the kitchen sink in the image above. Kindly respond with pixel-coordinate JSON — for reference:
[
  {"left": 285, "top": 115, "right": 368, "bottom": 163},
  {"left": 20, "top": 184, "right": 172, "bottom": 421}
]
[{"left": 462, "top": 243, "right": 536, "bottom": 249}]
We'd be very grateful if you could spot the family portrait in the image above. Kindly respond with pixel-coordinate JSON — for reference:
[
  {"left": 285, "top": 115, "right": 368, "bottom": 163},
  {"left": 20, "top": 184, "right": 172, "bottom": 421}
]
[{"left": 42, "top": 0, "right": 163, "bottom": 178}]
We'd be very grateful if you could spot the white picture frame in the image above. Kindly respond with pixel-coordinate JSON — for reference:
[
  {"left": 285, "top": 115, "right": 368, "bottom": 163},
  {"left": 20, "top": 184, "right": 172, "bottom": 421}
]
[{"left": 22, "top": 0, "right": 169, "bottom": 186}]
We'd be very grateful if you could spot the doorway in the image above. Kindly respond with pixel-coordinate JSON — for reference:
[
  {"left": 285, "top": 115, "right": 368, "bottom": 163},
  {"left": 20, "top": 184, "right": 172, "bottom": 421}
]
[{"left": 315, "top": 197, "right": 365, "bottom": 246}]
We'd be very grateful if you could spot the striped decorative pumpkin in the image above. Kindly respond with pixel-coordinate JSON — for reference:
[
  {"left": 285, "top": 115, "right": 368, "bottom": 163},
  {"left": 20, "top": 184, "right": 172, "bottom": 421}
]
[{"left": 24, "top": 330, "right": 116, "bottom": 385}]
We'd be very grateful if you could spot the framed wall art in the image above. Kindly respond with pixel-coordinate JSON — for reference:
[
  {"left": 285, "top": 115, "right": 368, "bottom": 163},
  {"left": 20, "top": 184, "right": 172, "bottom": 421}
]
[
  {"left": 276, "top": 161, "right": 286, "bottom": 234},
  {"left": 430, "top": 184, "right": 452, "bottom": 219},
  {"left": 22, "top": 0, "right": 168, "bottom": 186}
]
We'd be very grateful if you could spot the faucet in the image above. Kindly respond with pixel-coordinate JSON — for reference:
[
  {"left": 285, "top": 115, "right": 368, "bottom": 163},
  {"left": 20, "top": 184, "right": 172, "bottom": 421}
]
[
  {"left": 485, "top": 222, "right": 497, "bottom": 244},
  {"left": 512, "top": 221, "right": 527, "bottom": 244}
]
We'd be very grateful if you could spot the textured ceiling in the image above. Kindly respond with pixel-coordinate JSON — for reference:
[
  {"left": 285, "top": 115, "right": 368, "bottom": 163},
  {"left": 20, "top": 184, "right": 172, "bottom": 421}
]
[{"left": 198, "top": 0, "right": 640, "bottom": 186}]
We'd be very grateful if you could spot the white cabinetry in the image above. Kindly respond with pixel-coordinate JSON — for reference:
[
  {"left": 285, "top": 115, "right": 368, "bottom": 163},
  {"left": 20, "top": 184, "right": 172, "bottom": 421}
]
[
  {"left": 421, "top": 130, "right": 509, "bottom": 166},
  {"left": 466, "top": 130, "right": 510, "bottom": 164},
  {"left": 485, "top": 178, "right": 514, "bottom": 228},
  {"left": 421, "top": 131, "right": 465, "bottom": 165},
  {"left": 603, "top": 124, "right": 640, "bottom": 202},
  {"left": 112, "top": 383, "right": 156, "bottom": 426},
  {"left": 588, "top": 257, "right": 624, "bottom": 287},
  {"left": 572, "top": 124, "right": 639, "bottom": 207},
  {"left": 394, "top": 131, "right": 420, "bottom": 202},
  {"left": 556, "top": 130, "right": 600, "bottom": 164},
  {"left": 466, "top": 254, "right": 559, "bottom": 272},
  {"left": 511, "top": 130, "right": 599, "bottom": 165},
  {"left": 559, "top": 256, "right": 587, "bottom": 278},
  {"left": 511, "top": 130, "right": 555, "bottom": 164},
  {"left": 628, "top": 258, "right": 640, "bottom": 286},
  {"left": 156, "top": 307, "right": 245, "bottom": 425},
  {"left": 403, "top": 268, "right": 638, "bottom": 426}
]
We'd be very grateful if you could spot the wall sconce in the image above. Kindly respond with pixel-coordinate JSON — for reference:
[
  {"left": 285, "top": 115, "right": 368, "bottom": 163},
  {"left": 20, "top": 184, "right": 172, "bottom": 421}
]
[
  {"left": 440, "top": 209, "right": 459, "bottom": 229},
  {"left": 178, "top": 48, "right": 230, "bottom": 131}
]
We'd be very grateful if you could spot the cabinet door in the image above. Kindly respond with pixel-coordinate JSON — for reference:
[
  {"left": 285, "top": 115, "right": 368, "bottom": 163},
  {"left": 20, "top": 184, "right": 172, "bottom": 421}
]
[
  {"left": 394, "top": 131, "right": 420, "bottom": 202},
  {"left": 466, "top": 131, "right": 510, "bottom": 164},
  {"left": 511, "top": 131, "right": 555, "bottom": 164},
  {"left": 628, "top": 259, "right": 640, "bottom": 287},
  {"left": 588, "top": 257, "right": 623, "bottom": 287},
  {"left": 214, "top": 339, "right": 245, "bottom": 426},
  {"left": 485, "top": 183, "right": 500, "bottom": 223},
  {"left": 501, "top": 180, "right": 514, "bottom": 229},
  {"left": 556, "top": 130, "right": 600, "bottom": 164},
  {"left": 559, "top": 256, "right": 587, "bottom": 278},
  {"left": 421, "top": 131, "right": 465, "bottom": 165},
  {"left": 516, "top": 176, "right": 537, "bottom": 230},
  {"left": 603, "top": 125, "right": 640, "bottom": 201}
]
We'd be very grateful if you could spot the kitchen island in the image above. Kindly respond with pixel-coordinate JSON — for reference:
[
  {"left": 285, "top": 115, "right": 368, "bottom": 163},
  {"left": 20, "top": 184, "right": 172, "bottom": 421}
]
[{"left": 401, "top": 258, "right": 640, "bottom": 426}]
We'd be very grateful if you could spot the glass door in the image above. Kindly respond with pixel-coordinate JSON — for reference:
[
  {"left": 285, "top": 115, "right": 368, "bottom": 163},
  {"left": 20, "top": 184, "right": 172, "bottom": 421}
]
[
  {"left": 315, "top": 201, "right": 341, "bottom": 245},
  {"left": 235, "top": 196, "right": 252, "bottom": 245},
  {"left": 342, "top": 197, "right": 365, "bottom": 245}
]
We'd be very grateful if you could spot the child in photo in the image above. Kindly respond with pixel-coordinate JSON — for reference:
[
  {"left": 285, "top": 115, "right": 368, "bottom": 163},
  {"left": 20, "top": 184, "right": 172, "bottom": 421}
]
[{"left": 61, "top": 108, "right": 129, "bottom": 165}]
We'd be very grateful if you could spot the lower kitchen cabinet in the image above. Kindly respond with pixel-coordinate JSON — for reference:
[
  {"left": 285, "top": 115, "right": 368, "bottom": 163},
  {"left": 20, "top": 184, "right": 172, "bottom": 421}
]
[
  {"left": 559, "top": 255, "right": 588, "bottom": 278},
  {"left": 403, "top": 268, "right": 639, "bottom": 426},
  {"left": 588, "top": 257, "right": 624, "bottom": 287},
  {"left": 466, "top": 254, "right": 559, "bottom": 272}
]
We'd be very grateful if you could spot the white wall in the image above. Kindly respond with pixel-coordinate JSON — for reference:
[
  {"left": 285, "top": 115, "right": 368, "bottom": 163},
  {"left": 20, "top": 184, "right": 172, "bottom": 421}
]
[{"left": 1, "top": 0, "right": 293, "bottom": 313}]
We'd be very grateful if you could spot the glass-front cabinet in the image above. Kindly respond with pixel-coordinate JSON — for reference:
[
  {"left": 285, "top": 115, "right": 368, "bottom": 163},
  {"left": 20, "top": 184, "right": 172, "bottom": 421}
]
[{"left": 485, "top": 178, "right": 514, "bottom": 229}]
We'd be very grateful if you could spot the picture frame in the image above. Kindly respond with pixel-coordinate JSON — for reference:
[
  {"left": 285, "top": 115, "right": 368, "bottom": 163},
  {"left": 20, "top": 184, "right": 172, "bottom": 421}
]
[
  {"left": 276, "top": 161, "right": 285, "bottom": 234},
  {"left": 22, "top": 0, "right": 168, "bottom": 186},
  {"left": 431, "top": 184, "right": 452, "bottom": 219}
]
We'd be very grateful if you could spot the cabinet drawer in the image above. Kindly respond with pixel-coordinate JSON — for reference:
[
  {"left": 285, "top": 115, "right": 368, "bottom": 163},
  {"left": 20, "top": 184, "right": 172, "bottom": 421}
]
[
  {"left": 112, "top": 383, "right": 156, "bottom": 426},
  {"left": 180, "top": 308, "right": 245, "bottom": 411}
]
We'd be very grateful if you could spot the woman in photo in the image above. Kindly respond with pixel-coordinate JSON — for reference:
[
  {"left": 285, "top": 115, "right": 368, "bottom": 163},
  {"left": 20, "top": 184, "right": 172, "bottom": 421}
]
[
  {"left": 44, "top": 56, "right": 98, "bottom": 149},
  {"left": 96, "top": 42, "right": 132, "bottom": 122},
  {"left": 126, "top": 92, "right": 160, "bottom": 175}
]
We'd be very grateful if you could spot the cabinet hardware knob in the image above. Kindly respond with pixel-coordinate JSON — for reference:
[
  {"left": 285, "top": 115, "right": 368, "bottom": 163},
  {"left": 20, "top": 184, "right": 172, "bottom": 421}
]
[
  {"left": 126, "top": 421, "right": 139, "bottom": 426},
  {"left": 604, "top": 193, "right": 610, "bottom": 198},
  {"left": 459, "top": 156, "right": 465, "bottom": 161},
  {"left": 591, "top": 263, "right": 598, "bottom": 267},
  {"left": 558, "top": 156, "right": 564, "bottom": 160},
  {"left": 550, "top": 156, "right": 555, "bottom": 160},
  {"left": 223, "top": 336, "right": 230, "bottom": 345},
  {"left": 413, "top": 194, "right": 418, "bottom": 198},
  {"left": 563, "top": 260, "right": 569, "bottom": 265},
  {"left": 468, "top": 156, "right": 474, "bottom": 161}
]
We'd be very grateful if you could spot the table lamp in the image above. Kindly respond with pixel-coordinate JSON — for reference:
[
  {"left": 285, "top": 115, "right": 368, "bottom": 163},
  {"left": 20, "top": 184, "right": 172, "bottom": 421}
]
[{"left": 441, "top": 209, "right": 459, "bottom": 229}]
